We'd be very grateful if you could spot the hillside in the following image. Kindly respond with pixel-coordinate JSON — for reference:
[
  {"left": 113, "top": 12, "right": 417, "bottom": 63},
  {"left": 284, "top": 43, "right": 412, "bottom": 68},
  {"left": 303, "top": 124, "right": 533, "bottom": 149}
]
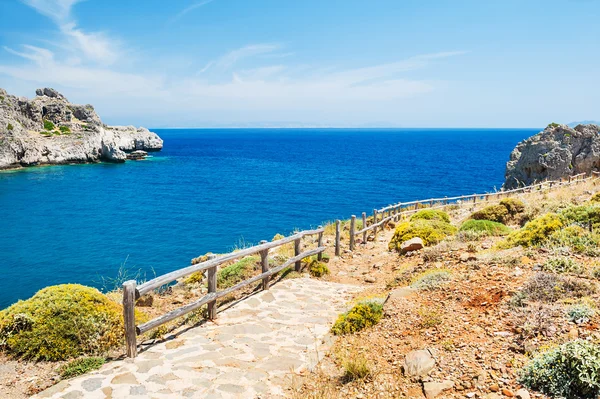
[{"left": 0, "top": 88, "right": 162, "bottom": 170}]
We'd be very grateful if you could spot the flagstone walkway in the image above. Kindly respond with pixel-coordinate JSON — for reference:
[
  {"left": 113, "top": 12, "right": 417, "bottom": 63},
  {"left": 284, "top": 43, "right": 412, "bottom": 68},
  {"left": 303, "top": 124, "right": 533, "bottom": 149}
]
[{"left": 34, "top": 278, "right": 361, "bottom": 399}]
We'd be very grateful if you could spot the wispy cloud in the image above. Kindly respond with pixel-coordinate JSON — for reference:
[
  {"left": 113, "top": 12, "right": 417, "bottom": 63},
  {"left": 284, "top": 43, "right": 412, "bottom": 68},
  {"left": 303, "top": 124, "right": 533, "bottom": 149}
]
[
  {"left": 20, "top": 0, "right": 83, "bottom": 23},
  {"left": 214, "top": 44, "right": 282, "bottom": 70},
  {"left": 168, "top": 0, "right": 215, "bottom": 24}
]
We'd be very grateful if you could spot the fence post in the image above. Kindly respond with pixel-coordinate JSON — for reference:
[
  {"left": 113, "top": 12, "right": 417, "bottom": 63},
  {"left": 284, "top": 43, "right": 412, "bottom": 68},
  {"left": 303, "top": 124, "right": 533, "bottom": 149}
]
[
  {"left": 362, "top": 212, "right": 367, "bottom": 243},
  {"left": 207, "top": 265, "right": 217, "bottom": 319},
  {"left": 444, "top": 196, "right": 448, "bottom": 205},
  {"left": 122, "top": 280, "right": 137, "bottom": 358},
  {"left": 294, "top": 238, "right": 302, "bottom": 272},
  {"left": 335, "top": 220, "right": 341, "bottom": 256},
  {"left": 473, "top": 194, "right": 477, "bottom": 204},
  {"left": 349, "top": 215, "right": 356, "bottom": 251},
  {"left": 373, "top": 209, "right": 378, "bottom": 239},
  {"left": 317, "top": 226, "right": 324, "bottom": 261},
  {"left": 259, "top": 240, "right": 270, "bottom": 290}
]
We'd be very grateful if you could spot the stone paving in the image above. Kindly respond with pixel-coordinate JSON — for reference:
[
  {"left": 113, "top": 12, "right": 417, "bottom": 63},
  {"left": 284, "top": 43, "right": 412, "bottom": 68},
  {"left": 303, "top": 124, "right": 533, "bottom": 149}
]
[{"left": 34, "top": 278, "right": 361, "bottom": 399}]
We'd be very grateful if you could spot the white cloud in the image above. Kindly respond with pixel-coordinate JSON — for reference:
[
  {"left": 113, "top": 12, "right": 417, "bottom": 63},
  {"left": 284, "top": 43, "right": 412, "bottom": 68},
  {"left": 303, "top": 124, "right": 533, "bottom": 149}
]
[
  {"left": 214, "top": 44, "right": 282, "bottom": 70},
  {"left": 169, "top": 0, "right": 215, "bottom": 24},
  {"left": 20, "top": 0, "right": 83, "bottom": 23}
]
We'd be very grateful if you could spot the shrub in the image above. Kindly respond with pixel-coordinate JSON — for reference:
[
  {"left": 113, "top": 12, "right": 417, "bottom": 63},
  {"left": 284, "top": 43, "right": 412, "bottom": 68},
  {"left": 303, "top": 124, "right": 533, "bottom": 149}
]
[
  {"left": 59, "top": 357, "right": 105, "bottom": 379},
  {"left": 519, "top": 340, "right": 600, "bottom": 399},
  {"left": 542, "top": 257, "right": 582, "bottom": 274},
  {"left": 548, "top": 225, "right": 600, "bottom": 255},
  {"left": 388, "top": 219, "right": 456, "bottom": 251},
  {"left": 217, "top": 256, "right": 259, "bottom": 288},
  {"left": 272, "top": 233, "right": 285, "bottom": 241},
  {"left": 567, "top": 304, "right": 596, "bottom": 324},
  {"left": 43, "top": 119, "right": 55, "bottom": 131},
  {"left": 410, "top": 269, "right": 451, "bottom": 290},
  {"left": 547, "top": 122, "right": 560, "bottom": 129},
  {"left": 331, "top": 301, "right": 383, "bottom": 335},
  {"left": 410, "top": 209, "right": 450, "bottom": 223},
  {"left": 522, "top": 273, "right": 596, "bottom": 303},
  {"left": 560, "top": 205, "right": 600, "bottom": 230},
  {"left": 7, "top": 123, "right": 13, "bottom": 131},
  {"left": 0, "top": 284, "right": 123, "bottom": 361},
  {"left": 59, "top": 125, "right": 71, "bottom": 134},
  {"left": 459, "top": 220, "right": 511, "bottom": 236},
  {"left": 341, "top": 352, "right": 371, "bottom": 382},
  {"left": 308, "top": 261, "right": 329, "bottom": 277},
  {"left": 499, "top": 213, "right": 564, "bottom": 248},
  {"left": 500, "top": 198, "right": 526, "bottom": 215},
  {"left": 471, "top": 204, "right": 509, "bottom": 223},
  {"left": 590, "top": 193, "right": 600, "bottom": 203}
]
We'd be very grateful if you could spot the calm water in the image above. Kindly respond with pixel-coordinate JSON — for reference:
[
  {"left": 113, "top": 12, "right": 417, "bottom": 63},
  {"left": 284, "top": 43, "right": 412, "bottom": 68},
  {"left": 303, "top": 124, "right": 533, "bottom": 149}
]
[{"left": 0, "top": 128, "right": 535, "bottom": 308}]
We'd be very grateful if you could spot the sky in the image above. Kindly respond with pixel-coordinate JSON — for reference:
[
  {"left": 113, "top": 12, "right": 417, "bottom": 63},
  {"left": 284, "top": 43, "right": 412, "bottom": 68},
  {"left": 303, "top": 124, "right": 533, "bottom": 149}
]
[{"left": 0, "top": 0, "right": 598, "bottom": 128}]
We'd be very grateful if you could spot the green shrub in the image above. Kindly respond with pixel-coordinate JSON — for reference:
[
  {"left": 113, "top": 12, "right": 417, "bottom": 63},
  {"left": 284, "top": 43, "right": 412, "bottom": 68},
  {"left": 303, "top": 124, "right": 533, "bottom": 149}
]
[
  {"left": 459, "top": 220, "right": 511, "bottom": 236},
  {"left": 547, "top": 122, "right": 561, "bottom": 129},
  {"left": 272, "top": 233, "right": 285, "bottom": 241},
  {"left": 560, "top": 205, "right": 600, "bottom": 229},
  {"left": 499, "top": 213, "right": 564, "bottom": 248},
  {"left": 548, "top": 225, "right": 600, "bottom": 255},
  {"left": 217, "top": 256, "right": 259, "bottom": 289},
  {"left": 341, "top": 352, "right": 371, "bottom": 382},
  {"left": 59, "top": 357, "right": 105, "bottom": 379},
  {"left": 410, "top": 269, "right": 452, "bottom": 290},
  {"left": 43, "top": 119, "right": 55, "bottom": 131},
  {"left": 331, "top": 301, "right": 383, "bottom": 335},
  {"left": 59, "top": 125, "right": 71, "bottom": 134},
  {"left": 410, "top": 209, "right": 450, "bottom": 223},
  {"left": 0, "top": 284, "right": 124, "bottom": 361},
  {"left": 567, "top": 304, "right": 596, "bottom": 324},
  {"left": 542, "top": 257, "right": 582, "bottom": 274},
  {"left": 471, "top": 204, "right": 509, "bottom": 223},
  {"left": 590, "top": 193, "right": 600, "bottom": 203},
  {"left": 7, "top": 123, "right": 14, "bottom": 131},
  {"left": 388, "top": 219, "right": 456, "bottom": 251},
  {"left": 308, "top": 261, "right": 329, "bottom": 277},
  {"left": 519, "top": 340, "right": 600, "bottom": 399}
]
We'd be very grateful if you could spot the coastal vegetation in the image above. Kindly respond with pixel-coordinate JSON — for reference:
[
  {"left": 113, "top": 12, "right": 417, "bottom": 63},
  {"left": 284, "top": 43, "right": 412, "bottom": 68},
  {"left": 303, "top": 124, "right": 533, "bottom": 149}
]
[
  {"left": 388, "top": 217, "right": 456, "bottom": 250},
  {"left": 331, "top": 300, "right": 384, "bottom": 335}
]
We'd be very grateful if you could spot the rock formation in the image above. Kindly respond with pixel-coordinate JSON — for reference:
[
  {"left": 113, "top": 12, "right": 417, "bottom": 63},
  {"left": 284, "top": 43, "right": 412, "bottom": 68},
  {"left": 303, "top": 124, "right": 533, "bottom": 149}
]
[
  {"left": 504, "top": 123, "right": 600, "bottom": 189},
  {"left": 0, "top": 88, "right": 163, "bottom": 169}
]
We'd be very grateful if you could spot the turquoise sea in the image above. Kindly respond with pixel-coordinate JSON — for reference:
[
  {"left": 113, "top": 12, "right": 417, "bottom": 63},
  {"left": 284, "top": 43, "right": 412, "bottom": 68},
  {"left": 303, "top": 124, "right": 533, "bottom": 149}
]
[{"left": 0, "top": 128, "right": 537, "bottom": 308}]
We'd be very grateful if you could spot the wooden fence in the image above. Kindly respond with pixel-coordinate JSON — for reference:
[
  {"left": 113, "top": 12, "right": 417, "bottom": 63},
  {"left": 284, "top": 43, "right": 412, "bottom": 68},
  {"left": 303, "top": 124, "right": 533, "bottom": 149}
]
[
  {"left": 338, "top": 171, "right": 600, "bottom": 252},
  {"left": 123, "top": 227, "right": 325, "bottom": 357}
]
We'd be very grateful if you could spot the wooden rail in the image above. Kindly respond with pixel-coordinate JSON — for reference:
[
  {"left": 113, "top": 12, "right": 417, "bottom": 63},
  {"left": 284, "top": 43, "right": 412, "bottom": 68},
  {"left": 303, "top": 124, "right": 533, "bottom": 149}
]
[
  {"left": 338, "top": 171, "right": 599, "bottom": 254},
  {"left": 123, "top": 227, "right": 325, "bottom": 357}
]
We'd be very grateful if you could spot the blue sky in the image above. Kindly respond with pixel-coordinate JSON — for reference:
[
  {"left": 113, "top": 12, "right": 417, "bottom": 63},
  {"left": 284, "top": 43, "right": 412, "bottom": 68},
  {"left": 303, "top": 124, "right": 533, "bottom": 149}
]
[{"left": 0, "top": 0, "right": 598, "bottom": 128}]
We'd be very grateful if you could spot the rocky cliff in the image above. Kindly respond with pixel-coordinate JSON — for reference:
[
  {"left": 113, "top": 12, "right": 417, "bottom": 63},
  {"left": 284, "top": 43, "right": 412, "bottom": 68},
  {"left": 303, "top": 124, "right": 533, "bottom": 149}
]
[
  {"left": 0, "top": 88, "right": 163, "bottom": 169},
  {"left": 504, "top": 123, "right": 600, "bottom": 189}
]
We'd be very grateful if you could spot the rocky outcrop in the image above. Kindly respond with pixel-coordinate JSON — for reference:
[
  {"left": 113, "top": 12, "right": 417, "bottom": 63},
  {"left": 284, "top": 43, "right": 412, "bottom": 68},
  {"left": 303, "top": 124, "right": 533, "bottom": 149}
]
[
  {"left": 0, "top": 88, "right": 163, "bottom": 169},
  {"left": 504, "top": 123, "right": 600, "bottom": 189}
]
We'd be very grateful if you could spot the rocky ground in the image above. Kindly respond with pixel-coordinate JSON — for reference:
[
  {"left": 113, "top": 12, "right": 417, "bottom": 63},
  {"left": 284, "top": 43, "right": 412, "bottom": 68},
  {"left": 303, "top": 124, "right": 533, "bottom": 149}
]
[
  {"left": 0, "top": 87, "right": 162, "bottom": 169},
  {"left": 290, "top": 179, "right": 600, "bottom": 399}
]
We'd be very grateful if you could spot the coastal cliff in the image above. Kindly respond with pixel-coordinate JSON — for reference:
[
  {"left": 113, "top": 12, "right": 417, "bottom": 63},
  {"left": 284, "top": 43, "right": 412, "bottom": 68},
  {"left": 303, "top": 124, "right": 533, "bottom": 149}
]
[
  {"left": 0, "top": 88, "right": 162, "bottom": 169},
  {"left": 504, "top": 123, "right": 600, "bottom": 189}
]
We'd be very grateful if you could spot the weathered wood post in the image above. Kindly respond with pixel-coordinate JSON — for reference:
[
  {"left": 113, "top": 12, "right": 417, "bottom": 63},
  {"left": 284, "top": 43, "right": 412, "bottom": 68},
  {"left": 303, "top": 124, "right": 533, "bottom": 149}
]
[
  {"left": 259, "top": 240, "right": 270, "bottom": 290},
  {"left": 335, "top": 220, "right": 341, "bottom": 256},
  {"left": 473, "top": 194, "right": 477, "bottom": 204},
  {"left": 294, "top": 237, "right": 302, "bottom": 271},
  {"left": 349, "top": 215, "right": 356, "bottom": 251},
  {"left": 362, "top": 212, "right": 367, "bottom": 243},
  {"left": 373, "top": 209, "right": 378, "bottom": 239},
  {"left": 207, "top": 265, "right": 217, "bottom": 319},
  {"left": 317, "top": 226, "right": 324, "bottom": 261},
  {"left": 444, "top": 196, "right": 448, "bottom": 206},
  {"left": 122, "top": 280, "right": 137, "bottom": 358},
  {"left": 397, "top": 203, "right": 402, "bottom": 221}
]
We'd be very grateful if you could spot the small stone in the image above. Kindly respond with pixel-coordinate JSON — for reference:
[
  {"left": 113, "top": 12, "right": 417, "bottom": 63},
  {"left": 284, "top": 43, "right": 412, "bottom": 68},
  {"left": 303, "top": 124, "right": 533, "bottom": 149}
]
[
  {"left": 515, "top": 389, "right": 530, "bottom": 399},
  {"left": 485, "top": 394, "right": 502, "bottom": 399},
  {"left": 401, "top": 237, "right": 424, "bottom": 253},
  {"left": 502, "top": 388, "right": 515, "bottom": 397},
  {"left": 489, "top": 384, "right": 499, "bottom": 392},
  {"left": 423, "top": 380, "right": 454, "bottom": 398},
  {"left": 404, "top": 349, "right": 436, "bottom": 377},
  {"left": 364, "top": 276, "right": 377, "bottom": 283}
]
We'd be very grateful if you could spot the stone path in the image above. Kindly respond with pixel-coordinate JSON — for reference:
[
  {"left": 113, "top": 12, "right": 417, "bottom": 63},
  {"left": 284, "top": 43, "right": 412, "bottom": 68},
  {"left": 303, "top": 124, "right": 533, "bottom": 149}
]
[{"left": 34, "top": 278, "right": 361, "bottom": 399}]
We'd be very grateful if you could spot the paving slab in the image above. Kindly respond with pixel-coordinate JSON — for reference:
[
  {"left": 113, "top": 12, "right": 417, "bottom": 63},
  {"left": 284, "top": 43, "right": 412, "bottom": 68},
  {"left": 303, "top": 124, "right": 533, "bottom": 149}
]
[{"left": 33, "top": 278, "right": 361, "bottom": 399}]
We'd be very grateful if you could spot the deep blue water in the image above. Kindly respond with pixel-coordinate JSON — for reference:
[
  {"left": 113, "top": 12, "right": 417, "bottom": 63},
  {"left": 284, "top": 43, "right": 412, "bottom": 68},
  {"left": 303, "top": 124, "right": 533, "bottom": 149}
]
[{"left": 0, "top": 128, "right": 536, "bottom": 308}]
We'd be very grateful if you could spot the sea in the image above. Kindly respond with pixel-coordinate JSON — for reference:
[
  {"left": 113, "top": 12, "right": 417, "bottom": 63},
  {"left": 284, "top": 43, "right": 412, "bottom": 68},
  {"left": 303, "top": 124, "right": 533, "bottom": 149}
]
[{"left": 0, "top": 128, "right": 537, "bottom": 308}]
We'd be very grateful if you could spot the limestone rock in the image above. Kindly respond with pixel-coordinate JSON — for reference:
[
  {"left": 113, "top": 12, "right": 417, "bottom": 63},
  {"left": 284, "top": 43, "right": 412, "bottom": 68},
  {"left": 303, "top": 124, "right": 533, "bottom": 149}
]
[
  {"left": 404, "top": 349, "right": 435, "bottom": 377},
  {"left": 423, "top": 380, "right": 454, "bottom": 398},
  {"left": 504, "top": 123, "right": 600, "bottom": 189},
  {"left": 515, "top": 389, "right": 530, "bottom": 399},
  {"left": 401, "top": 237, "right": 424, "bottom": 253},
  {"left": 0, "top": 88, "right": 163, "bottom": 169}
]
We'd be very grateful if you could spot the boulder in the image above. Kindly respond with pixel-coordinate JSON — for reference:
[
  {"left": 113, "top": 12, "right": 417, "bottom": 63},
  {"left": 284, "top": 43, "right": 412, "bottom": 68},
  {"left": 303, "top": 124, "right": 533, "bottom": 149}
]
[
  {"left": 404, "top": 349, "right": 435, "bottom": 377},
  {"left": 400, "top": 237, "right": 424, "bottom": 253},
  {"left": 504, "top": 123, "right": 600, "bottom": 189}
]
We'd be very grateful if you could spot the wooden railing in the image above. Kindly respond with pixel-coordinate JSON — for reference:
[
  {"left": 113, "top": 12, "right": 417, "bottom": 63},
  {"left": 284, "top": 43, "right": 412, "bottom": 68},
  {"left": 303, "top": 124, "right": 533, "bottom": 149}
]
[
  {"left": 122, "top": 227, "right": 325, "bottom": 357},
  {"left": 338, "top": 171, "right": 599, "bottom": 252}
]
